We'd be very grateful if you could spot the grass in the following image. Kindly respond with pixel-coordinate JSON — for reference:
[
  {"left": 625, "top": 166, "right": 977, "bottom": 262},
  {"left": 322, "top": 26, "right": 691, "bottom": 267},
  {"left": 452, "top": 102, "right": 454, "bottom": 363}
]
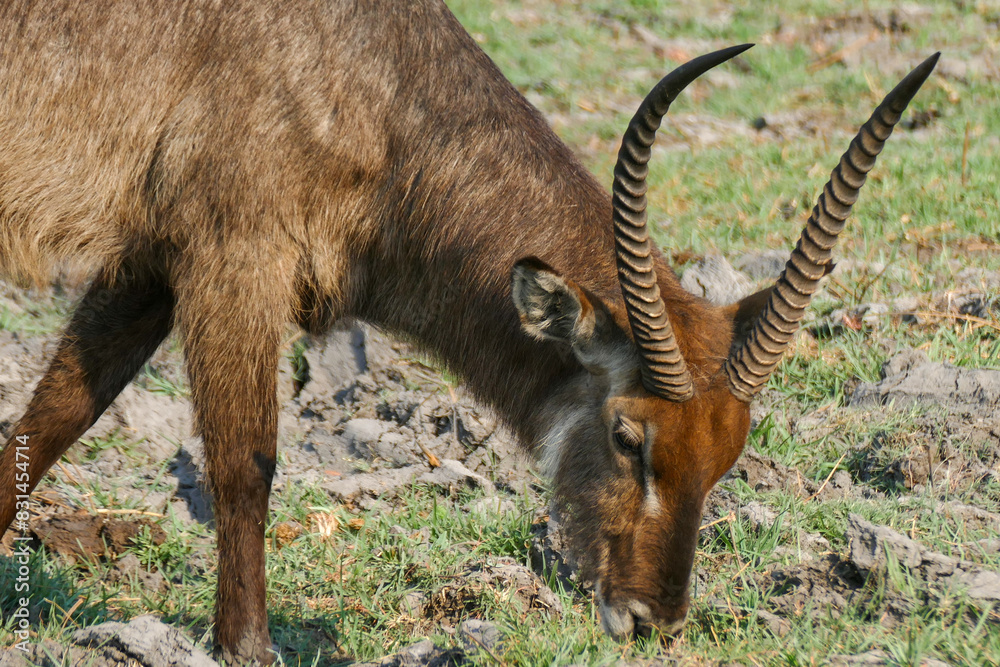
[
  {"left": 451, "top": 0, "right": 1000, "bottom": 278},
  {"left": 0, "top": 293, "right": 72, "bottom": 337},
  {"left": 71, "top": 431, "right": 142, "bottom": 465},
  {"left": 1, "top": 0, "right": 999, "bottom": 665},
  {"left": 137, "top": 365, "right": 190, "bottom": 399}
]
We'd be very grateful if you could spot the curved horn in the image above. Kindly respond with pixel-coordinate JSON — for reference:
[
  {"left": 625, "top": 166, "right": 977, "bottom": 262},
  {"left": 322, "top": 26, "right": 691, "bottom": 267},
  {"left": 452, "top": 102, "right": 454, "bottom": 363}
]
[
  {"left": 614, "top": 44, "right": 753, "bottom": 401},
  {"left": 726, "top": 53, "right": 940, "bottom": 401}
]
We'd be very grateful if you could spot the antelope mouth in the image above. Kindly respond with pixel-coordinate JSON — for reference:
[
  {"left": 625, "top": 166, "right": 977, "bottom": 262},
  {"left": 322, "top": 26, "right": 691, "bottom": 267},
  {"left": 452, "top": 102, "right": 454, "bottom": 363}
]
[{"left": 597, "top": 593, "right": 687, "bottom": 639}]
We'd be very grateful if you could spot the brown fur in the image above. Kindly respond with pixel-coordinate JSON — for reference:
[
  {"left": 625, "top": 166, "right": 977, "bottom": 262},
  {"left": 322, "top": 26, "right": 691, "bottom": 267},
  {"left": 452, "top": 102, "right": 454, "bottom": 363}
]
[{"left": 0, "top": 1, "right": 763, "bottom": 662}]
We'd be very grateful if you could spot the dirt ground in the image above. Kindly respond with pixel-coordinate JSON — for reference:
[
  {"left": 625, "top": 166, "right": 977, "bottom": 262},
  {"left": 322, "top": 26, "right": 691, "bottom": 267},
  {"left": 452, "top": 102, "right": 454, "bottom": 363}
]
[
  {"left": 0, "top": 0, "right": 999, "bottom": 664},
  {"left": 1, "top": 257, "right": 998, "bottom": 666}
]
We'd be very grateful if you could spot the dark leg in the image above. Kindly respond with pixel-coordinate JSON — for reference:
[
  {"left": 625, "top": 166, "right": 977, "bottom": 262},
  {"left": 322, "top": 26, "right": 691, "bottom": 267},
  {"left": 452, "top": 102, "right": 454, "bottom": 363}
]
[
  {"left": 175, "top": 254, "right": 293, "bottom": 666},
  {"left": 0, "top": 267, "right": 173, "bottom": 534}
]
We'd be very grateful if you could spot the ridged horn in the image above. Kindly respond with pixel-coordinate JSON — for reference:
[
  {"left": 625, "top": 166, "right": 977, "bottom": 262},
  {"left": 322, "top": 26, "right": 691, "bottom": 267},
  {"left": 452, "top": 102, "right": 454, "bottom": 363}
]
[
  {"left": 614, "top": 44, "right": 754, "bottom": 402},
  {"left": 725, "top": 53, "right": 940, "bottom": 401}
]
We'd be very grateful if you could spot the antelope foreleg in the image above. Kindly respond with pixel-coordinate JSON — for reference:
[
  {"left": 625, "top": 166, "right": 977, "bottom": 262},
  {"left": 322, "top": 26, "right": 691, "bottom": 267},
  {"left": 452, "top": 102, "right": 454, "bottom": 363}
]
[
  {"left": 175, "top": 251, "right": 294, "bottom": 666},
  {"left": 0, "top": 267, "right": 173, "bottom": 536}
]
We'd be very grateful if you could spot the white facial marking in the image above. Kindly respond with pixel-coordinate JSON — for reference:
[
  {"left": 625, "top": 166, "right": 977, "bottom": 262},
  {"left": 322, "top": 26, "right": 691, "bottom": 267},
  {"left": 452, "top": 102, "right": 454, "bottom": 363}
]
[
  {"left": 643, "top": 482, "right": 662, "bottom": 517},
  {"left": 642, "top": 429, "right": 662, "bottom": 517},
  {"left": 539, "top": 405, "right": 588, "bottom": 479}
]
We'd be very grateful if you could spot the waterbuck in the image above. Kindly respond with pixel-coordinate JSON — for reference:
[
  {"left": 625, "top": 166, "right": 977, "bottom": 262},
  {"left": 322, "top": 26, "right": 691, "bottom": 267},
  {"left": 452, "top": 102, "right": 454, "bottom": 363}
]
[{"left": 0, "top": 0, "right": 937, "bottom": 663}]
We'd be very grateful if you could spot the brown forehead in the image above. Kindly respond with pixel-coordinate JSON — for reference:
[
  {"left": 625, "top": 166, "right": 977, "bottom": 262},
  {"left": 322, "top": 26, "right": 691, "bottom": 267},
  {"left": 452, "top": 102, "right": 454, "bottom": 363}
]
[
  {"left": 604, "top": 387, "right": 751, "bottom": 481},
  {"left": 602, "top": 389, "right": 697, "bottom": 427}
]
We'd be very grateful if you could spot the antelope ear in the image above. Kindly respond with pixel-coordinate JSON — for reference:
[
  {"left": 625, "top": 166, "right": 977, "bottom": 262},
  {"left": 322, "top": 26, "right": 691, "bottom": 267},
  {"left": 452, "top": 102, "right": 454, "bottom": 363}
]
[
  {"left": 723, "top": 286, "right": 773, "bottom": 351},
  {"left": 511, "top": 257, "right": 596, "bottom": 345},
  {"left": 512, "top": 257, "right": 642, "bottom": 376}
]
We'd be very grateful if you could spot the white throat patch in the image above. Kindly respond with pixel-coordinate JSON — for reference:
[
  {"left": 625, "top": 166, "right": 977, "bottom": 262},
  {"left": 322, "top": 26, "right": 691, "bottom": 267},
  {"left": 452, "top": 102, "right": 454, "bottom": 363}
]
[{"left": 538, "top": 404, "right": 589, "bottom": 479}]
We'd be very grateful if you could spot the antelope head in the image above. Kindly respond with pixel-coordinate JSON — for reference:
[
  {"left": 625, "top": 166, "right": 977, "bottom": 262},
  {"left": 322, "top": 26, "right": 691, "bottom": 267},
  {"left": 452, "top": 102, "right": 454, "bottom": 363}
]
[{"left": 512, "top": 46, "right": 939, "bottom": 637}]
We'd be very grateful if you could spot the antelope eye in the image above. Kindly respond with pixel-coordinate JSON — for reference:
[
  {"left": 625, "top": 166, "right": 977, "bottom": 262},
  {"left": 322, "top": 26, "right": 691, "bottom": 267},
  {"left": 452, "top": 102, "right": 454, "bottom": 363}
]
[{"left": 613, "top": 419, "right": 643, "bottom": 454}]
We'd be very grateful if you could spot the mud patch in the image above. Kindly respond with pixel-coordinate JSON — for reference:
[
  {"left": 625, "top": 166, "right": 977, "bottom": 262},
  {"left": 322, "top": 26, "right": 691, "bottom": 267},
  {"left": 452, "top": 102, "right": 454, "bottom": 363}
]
[
  {"left": 529, "top": 507, "right": 586, "bottom": 591},
  {"left": 851, "top": 349, "right": 1000, "bottom": 414},
  {"left": 2, "top": 323, "right": 535, "bottom": 528},
  {"left": 847, "top": 350, "right": 1000, "bottom": 494},
  {"left": 3, "top": 512, "right": 166, "bottom": 562},
  {"left": 353, "top": 639, "right": 463, "bottom": 667},
  {"left": 466, "top": 557, "right": 563, "bottom": 616},
  {"left": 72, "top": 615, "right": 217, "bottom": 667},
  {"left": 0, "top": 640, "right": 91, "bottom": 667},
  {"left": 411, "top": 557, "right": 562, "bottom": 635},
  {"left": 730, "top": 448, "right": 819, "bottom": 498},
  {"left": 760, "top": 514, "right": 1000, "bottom": 632},
  {"left": 851, "top": 429, "right": 997, "bottom": 496},
  {"left": 0, "top": 615, "right": 216, "bottom": 667},
  {"left": 847, "top": 514, "right": 1000, "bottom": 601},
  {"left": 420, "top": 585, "right": 484, "bottom": 630},
  {"left": 727, "top": 448, "right": 854, "bottom": 502},
  {"left": 763, "top": 554, "right": 913, "bottom": 628},
  {"left": 680, "top": 255, "right": 754, "bottom": 306},
  {"left": 829, "top": 650, "right": 951, "bottom": 667},
  {"left": 939, "top": 501, "right": 1000, "bottom": 533}
]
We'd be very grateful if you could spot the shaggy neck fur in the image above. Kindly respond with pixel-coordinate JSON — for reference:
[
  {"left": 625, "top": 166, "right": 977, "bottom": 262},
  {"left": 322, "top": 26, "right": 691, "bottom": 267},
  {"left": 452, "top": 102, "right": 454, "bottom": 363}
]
[{"left": 344, "top": 2, "right": 730, "bottom": 449}]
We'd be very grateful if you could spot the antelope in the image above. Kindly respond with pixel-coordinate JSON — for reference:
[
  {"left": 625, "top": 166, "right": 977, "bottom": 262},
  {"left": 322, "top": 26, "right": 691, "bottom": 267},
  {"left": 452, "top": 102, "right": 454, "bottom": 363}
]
[{"left": 0, "top": 0, "right": 937, "bottom": 663}]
